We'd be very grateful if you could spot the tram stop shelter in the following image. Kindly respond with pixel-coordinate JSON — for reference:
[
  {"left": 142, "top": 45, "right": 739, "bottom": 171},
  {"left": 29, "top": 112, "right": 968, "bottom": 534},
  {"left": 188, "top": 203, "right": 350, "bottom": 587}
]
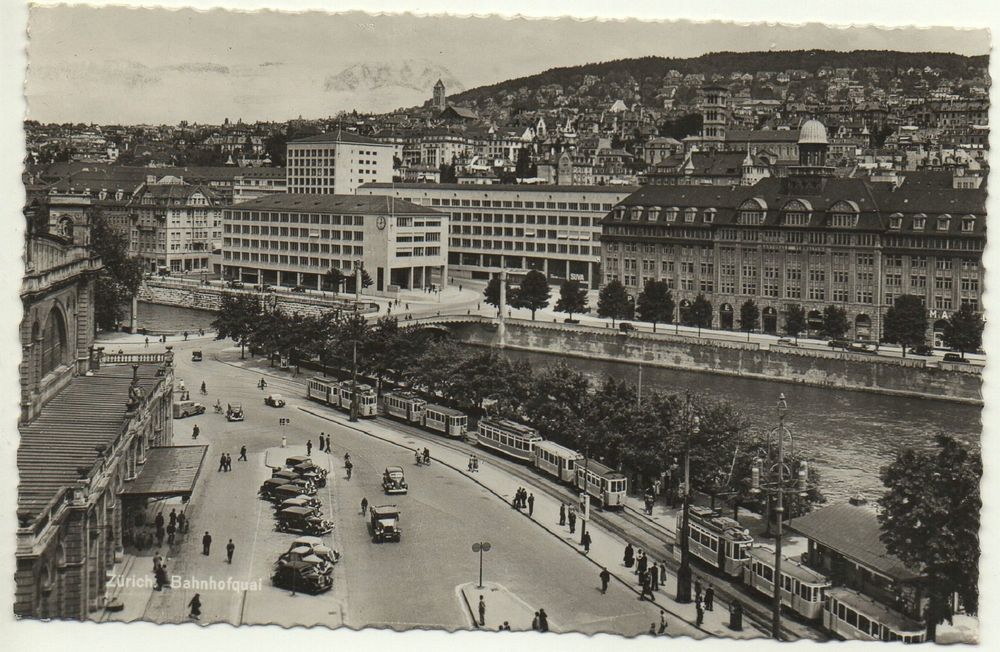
[
  {"left": 121, "top": 445, "right": 208, "bottom": 501},
  {"left": 789, "top": 503, "right": 926, "bottom": 622}
]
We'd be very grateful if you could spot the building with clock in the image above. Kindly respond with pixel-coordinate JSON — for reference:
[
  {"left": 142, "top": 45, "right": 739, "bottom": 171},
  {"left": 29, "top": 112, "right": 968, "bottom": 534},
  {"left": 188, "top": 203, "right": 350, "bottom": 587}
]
[{"left": 220, "top": 193, "right": 448, "bottom": 295}]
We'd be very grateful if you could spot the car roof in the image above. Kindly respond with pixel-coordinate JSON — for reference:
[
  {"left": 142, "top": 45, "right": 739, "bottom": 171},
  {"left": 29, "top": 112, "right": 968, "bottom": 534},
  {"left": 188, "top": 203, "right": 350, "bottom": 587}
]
[
  {"left": 386, "top": 466, "right": 403, "bottom": 473},
  {"left": 371, "top": 504, "right": 398, "bottom": 514},
  {"left": 280, "top": 506, "right": 315, "bottom": 516}
]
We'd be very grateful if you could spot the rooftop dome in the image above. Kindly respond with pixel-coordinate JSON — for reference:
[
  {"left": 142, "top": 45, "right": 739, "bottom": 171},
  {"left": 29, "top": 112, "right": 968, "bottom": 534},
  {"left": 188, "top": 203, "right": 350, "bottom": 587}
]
[{"left": 798, "top": 119, "right": 828, "bottom": 145}]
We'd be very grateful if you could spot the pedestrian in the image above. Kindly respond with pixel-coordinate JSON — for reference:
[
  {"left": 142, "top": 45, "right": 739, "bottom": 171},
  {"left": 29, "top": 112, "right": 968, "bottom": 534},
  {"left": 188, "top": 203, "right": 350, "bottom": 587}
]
[
  {"left": 582, "top": 531, "right": 592, "bottom": 554},
  {"left": 166, "top": 522, "right": 176, "bottom": 545},
  {"left": 405, "top": 303, "right": 409, "bottom": 310},
  {"left": 325, "top": 436, "right": 331, "bottom": 453},
  {"left": 478, "top": 595, "right": 486, "bottom": 627},
  {"left": 639, "top": 573, "right": 653, "bottom": 601},
  {"left": 155, "top": 526, "right": 164, "bottom": 548},
  {"left": 531, "top": 611, "right": 539, "bottom": 631},
  {"left": 199, "top": 328, "right": 204, "bottom": 337},
  {"left": 153, "top": 552, "right": 163, "bottom": 572},
  {"left": 306, "top": 439, "right": 313, "bottom": 456},
  {"left": 144, "top": 336, "right": 149, "bottom": 348},
  {"left": 169, "top": 509, "right": 177, "bottom": 528},
  {"left": 501, "top": 621, "right": 510, "bottom": 631},
  {"left": 226, "top": 539, "right": 235, "bottom": 564},
  {"left": 658, "top": 610, "right": 668, "bottom": 634},
  {"left": 472, "top": 456, "right": 479, "bottom": 472},
  {"left": 177, "top": 512, "right": 187, "bottom": 534},
  {"left": 538, "top": 609, "right": 548, "bottom": 632},
  {"left": 659, "top": 562, "right": 667, "bottom": 588},
  {"left": 653, "top": 479, "right": 662, "bottom": 497},
  {"left": 218, "top": 453, "right": 226, "bottom": 472},
  {"left": 650, "top": 562, "right": 659, "bottom": 591},
  {"left": 202, "top": 531, "right": 212, "bottom": 556},
  {"left": 649, "top": 623, "right": 657, "bottom": 635},
  {"left": 527, "top": 493, "right": 535, "bottom": 517},
  {"left": 704, "top": 585, "right": 715, "bottom": 611},
  {"left": 695, "top": 577, "right": 703, "bottom": 604},
  {"left": 154, "top": 565, "right": 167, "bottom": 591},
  {"left": 599, "top": 567, "right": 610, "bottom": 594},
  {"left": 568, "top": 509, "right": 576, "bottom": 534},
  {"left": 559, "top": 503, "right": 566, "bottom": 526},
  {"left": 361, "top": 497, "right": 369, "bottom": 515},
  {"left": 239, "top": 445, "right": 247, "bottom": 461},
  {"left": 696, "top": 602, "right": 705, "bottom": 627},
  {"left": 192, "top": 424, "right": 199, "bottom": 440},
  {"left": 638, "top": 568, "right": 647, "bottom": 589},
  {"left": 318, "top": 434, "right": 325, "bottom": 453},
  {"left": 637, "top": 550, "right": 648, "bottom": 576},
  {"left": 183, "top": 331, "right": 188, "bottom": 341},
  {"left": 624, "top": 542, "right": 635, "bottom": 568},
  {"left": 468, "top": 456, "right": 474, "bottom": 472},
  {"left": 188, "top": 593, "right": 201, "bottom": 620},
  {"left": 281, "top": 435, "right": 287, "bottom": 449}
]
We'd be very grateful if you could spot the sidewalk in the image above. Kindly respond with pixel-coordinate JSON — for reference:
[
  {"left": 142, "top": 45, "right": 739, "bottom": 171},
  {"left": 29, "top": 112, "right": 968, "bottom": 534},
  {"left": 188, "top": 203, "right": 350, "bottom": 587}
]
[{"left": 458, "top": 582, "right": 554, "bottom": 632}]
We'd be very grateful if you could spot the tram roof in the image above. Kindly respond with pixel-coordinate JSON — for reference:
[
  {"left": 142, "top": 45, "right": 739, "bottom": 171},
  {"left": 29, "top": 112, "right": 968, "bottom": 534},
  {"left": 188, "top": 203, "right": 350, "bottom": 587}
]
[
  {"left": 748, "top": 547, "right": 830, "bottom": 585},
  {"left": 385, "top": 390, "right": 425, "bottom": 402},
  {"left": 424, "top": 403, "right": 466, "bottom": 417},
  {"left": 827, "top": 587, "right": 925, "bottom": 633},
  {"left": 534, "top": 440, "right": 585, "bottom": 458},
  {"left": 478, "top": 417, "right": 541, "bottom": 437},
  {"left": 580, "top": 458, "right": 626, "bottom": 479}
]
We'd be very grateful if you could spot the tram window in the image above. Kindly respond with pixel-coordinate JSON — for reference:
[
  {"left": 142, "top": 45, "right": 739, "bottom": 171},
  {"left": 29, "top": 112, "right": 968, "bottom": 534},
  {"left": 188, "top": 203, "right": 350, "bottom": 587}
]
[
  {"left": 845, "top": 607, "right": 858, "bottom": 628},
  {"left": 858, "top": 614, "right": 871, "bottom": 634},
  {"left": 762, "top": 565, "right": 773, "bottom": 582}
]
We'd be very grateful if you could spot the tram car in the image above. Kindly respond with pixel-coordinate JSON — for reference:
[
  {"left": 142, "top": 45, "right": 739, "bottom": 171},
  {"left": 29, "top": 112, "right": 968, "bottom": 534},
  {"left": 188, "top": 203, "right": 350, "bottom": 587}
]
[
  {"left": 823, "top": 587, "right": 927, "bottom": 643},
  {"left": 743, "top": 547, "right": 831, "bottom": 620},
  {"left": 575, "top": 459, "right": 628, "bottom": 509},
  {"left": 533, "top": 440, "right": 584, "bottom": 484},
  {"left": 674, "top": 505, "right": 753, "bottom": 579},
  {"left": 476, "top": 418, "right": 542, "bottom": 462},
  {"left": 383, "top": 390, "right": 426, "bottom": 424},
  {"left": 306, "top": 377, "right": 378, "bottom": 418},
  {"left": 422, "top": 403, "right": 468, "bottom": 439}
]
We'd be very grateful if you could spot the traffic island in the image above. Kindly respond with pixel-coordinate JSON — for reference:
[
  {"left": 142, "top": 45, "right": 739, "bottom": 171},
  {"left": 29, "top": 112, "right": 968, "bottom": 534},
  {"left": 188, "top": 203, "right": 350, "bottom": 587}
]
[{"left": 458, "top": 582, "right": 555, "bottom": 633}]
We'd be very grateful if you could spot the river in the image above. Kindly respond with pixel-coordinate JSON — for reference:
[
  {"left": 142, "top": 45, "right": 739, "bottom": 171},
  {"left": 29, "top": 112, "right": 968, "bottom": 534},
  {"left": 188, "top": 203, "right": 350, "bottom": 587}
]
[{"left": 137, "top": 303, "right": 982, "bottom": 503}]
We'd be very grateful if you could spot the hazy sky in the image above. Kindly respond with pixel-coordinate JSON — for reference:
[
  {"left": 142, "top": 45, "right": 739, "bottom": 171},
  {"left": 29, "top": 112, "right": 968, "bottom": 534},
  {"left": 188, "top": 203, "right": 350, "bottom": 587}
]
[{"left": 25, "top": 5, "right": 991, "bottom": 124}]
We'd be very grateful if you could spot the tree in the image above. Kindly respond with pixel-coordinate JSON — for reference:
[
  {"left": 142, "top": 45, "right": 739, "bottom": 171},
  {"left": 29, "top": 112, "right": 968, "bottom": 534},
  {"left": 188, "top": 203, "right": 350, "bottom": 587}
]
[
  {"left": 513, "top": 270, "right": 550, "bottom": 320},
  {"left": 344, "top": 267, "right": 374, "bottom": 294},
  {"left": 879, "top": 435, "right": 981, "bottom": 640},
  {"left": 514, "top": 147, "right": 536, "bottom": 179},
  {"left": 883, "top": 294, "right": 928, "bottom": 356},
  {"left": 89, "top": 210, "right": 145, "bottom": 332},
  {"left": 323, "top": 267, "right": 345, "bottom": 294},
  {"left": 635, "top": 280, "right": 674, "bottom": 333},
  {"left": 942, "top": 303, "right": 984, "bottom": 359},
  {"left": 554, "top": 279, "right": 588, "bottom": 321},
  {"left": 439, "top": 163, "right": 457, "bottom": 183},
  {"left": 483, "top": 276, "right": 517, "bottom": 313},
  {"left": 597, "top": 280, "right": 632, "bottom": 326},
  {"left": 821, "top": 305, "right": 849, "bottom": 340},
  {"left": 212, "top": 293, "right": 262, "bottom": 359},
  {"left": 739, "top": 299, "right": 760, "bottom": 340},
  {"left": 689, "top": 293, "right": 714, "bottom": 335},
  {"left": 784, "top": 304, "right": 807, "bottom": 343}
]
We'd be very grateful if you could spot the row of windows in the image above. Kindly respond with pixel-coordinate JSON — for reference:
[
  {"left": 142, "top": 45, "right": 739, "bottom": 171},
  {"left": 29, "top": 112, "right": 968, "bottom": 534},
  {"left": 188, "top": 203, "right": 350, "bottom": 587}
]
[
  {"left": 222, "top": 251, "right": 363, "bottom": 265},
  {"left": 447, "top": 212, "right": 595, "bottom": 227},
  {"left": 224, "top": 239, "right": 362, "bottom": 252},
  {"left": 224, "top": 224, "right": 364, "bottom": 240},
  {"left": 827, "top": 598, "right": 923, "bottom": 643},
  {"left": 431, "top": 198, "right": 615, "bottom": 211},
  {"left": 452, "top": 240, "right": 592, "bottom": 256},
  {"left": 226, "top": 211, "right": 367, "bottom": 226}
]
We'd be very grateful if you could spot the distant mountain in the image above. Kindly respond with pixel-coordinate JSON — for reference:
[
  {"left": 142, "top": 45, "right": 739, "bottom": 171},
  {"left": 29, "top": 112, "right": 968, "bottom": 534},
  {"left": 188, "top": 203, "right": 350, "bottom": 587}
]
[
  {"left": 324, "top": 59, "right": 464, "bottom": 111},
  {"left": 449, "top": 49, "right": 989, "bottom": 110}
]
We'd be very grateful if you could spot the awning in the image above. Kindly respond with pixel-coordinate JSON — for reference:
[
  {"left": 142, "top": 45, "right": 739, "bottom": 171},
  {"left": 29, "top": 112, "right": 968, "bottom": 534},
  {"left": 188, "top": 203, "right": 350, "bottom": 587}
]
[{"left": 121, "top": 446, "right": 208, "bottom": 498}]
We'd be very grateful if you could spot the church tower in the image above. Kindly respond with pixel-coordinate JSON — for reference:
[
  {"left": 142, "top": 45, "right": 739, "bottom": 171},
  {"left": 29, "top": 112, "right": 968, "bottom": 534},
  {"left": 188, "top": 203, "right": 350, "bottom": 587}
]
[
  {"left": 433, "top": 79, "right": 447, "bottom": 110},
  {"left": 700, "top": 84, "right": 729, "bottom": 150}
]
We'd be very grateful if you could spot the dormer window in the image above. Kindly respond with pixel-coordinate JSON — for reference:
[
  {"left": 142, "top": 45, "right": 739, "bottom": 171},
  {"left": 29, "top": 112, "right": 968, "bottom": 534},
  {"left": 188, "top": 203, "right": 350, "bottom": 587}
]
[
  {"left": 647, "top": 207, "right": 661, "bottom": 222},
  {"left": 828, "top": 200, "right": 860, "bottom": 228},
  {"left": 703, "top": 208, "right": 716, "bottom": 224},
  {"left": 665, "top": 207, "right": 679, "bottom": 223},
  {"left": 738, "top": 198, "right": 767, "bottom": 225},
  {"left": 614, "top": 207, "right": 626, "bottom": 220},
  {"left": 913, "top": 214, "right": 927, "bottom": 231},
  {"left": 630, "top": 206, "right": 642, "bottom": 221},
  {"left": 889, "top": 213, "right": 903, "bottom": 230},
  {"left": 683, "top": 208, "right": 697, "bottom": 223},
  {"left": 936, "top": 214, "right": 951, "bottom": 231},
  {"left": 962, "top": 215, "right": 976, "bottom": 233}
]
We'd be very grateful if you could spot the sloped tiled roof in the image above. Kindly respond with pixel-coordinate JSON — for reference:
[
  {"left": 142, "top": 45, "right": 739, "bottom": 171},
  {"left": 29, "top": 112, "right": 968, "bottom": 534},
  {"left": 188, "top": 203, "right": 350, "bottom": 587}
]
[
  {"left": 18, "top": 364, "right": 166, "bottom": 517},
  {"left": 789, "top": 503, "right": 921, "bottom": 582}
]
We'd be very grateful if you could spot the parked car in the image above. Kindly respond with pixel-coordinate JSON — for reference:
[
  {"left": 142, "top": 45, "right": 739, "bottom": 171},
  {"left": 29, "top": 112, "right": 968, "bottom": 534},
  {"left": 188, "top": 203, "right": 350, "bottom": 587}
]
[
  {"left": 282, "top": 536, "right": 340, "bottom": 565},
  {"left": 618, "top": 322, "right": 636, "bottom": 333},
  {"left": 265, "top": 394, "right": 286, "bottom": 408},
  {"left": 828, "top": 339, "right": 850, "bottom": 350},
  {"left": 776, "top": 338, "right": 798, "bottom": 347},
  {"left": 382, "top": 466, "right": 408, "bottom": 495},
  {"left": 943, "top": 353, "right": 968, "bottom": 363},
  {"left": 259, "top": 477, "right": 292, "bottom": 500},
  {"left": 847, "top": 342, "right": 876, "bottom": 354},
  {"left": 276, "top": 506, "right": 335, "bottom": 536},
  {"left": 370, "top": 505, "right": 401, "bottom": 543},
  {"left": 226, "top": 280, "right": 244, "bottom": 289},
  {"left": 911, "top": 344, "right": 933, "bottom": 356},
  {"left": 271, "top": 560, "right": 332, "bottom": 594},
  {"left": 226, "top": 403, "right": 245, "bottom": 421},
  {"left": 291, "top": 285, "right": 307, "bottom": 293},
  {"left": 191, "top": 350, "right": 203, "bottom": 362},
  {"left": 172, "top": 400, "right": 205, "bottom": 419}
]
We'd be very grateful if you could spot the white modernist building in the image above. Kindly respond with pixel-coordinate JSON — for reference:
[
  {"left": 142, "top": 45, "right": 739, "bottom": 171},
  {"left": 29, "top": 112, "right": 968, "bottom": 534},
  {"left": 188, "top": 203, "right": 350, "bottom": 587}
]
[{"left": 286, "top": 132, "right": 395, "bottom": 195}]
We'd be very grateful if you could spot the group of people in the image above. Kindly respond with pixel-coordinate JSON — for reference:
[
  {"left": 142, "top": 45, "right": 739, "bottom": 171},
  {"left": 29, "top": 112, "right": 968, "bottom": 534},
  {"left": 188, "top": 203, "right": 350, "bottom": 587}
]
[
  {"left": 217, "top": 452, "right": 236, "bottom": 472},
  {"left": 511, "top": 487, "right": 534, "bottom": 516},
  {"left": 648, "top": 609, "right": 670, "bottom": 636},
  {"left": 623, "top": 543, "right": 668, "bottom": 603},
  {"left": 466, "top": 454, "right": 480, "bottom": 471},
  {"left": 318, "top": 433, "right": 333, "bottom": 454},
  {"left": 153, "top": 508, "right": 187, "bottom": 548},
  {"left": 530, "top": 608, "right": 550, "bottom": 632},
  {"left": 693, "top": 577, "right": 715, "bottom": 627},
  {"left": 415, "top": 447, "right": 431, "bottom": 465},
  {"left": 558, "top": 502, "right": 578, "bottom": 533}
]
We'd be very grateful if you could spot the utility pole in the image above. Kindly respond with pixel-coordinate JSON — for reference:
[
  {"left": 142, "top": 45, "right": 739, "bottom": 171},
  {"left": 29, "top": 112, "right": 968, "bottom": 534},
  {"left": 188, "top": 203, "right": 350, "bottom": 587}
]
[
  {"left": 498, "top": 269, "right": 507, "bottom": 349},
  {"left": 675, "top": 393, "right": 698, "bottom": 603},
  {"left": 579, "top": 450, "right": 590, "bottom": 546}
]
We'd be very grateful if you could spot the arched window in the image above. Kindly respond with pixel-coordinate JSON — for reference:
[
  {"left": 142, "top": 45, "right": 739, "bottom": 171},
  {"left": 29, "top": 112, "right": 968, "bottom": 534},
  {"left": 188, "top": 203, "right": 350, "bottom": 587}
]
[{"left": 40, "top": 308, "right": 67, "bottom": 377}]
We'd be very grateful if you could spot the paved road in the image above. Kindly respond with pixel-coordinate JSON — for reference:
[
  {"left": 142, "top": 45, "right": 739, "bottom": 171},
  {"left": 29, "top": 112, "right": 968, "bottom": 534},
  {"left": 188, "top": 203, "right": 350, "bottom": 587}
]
[{"left": 130, "top": 336, "right": 682, "bottom": 635}]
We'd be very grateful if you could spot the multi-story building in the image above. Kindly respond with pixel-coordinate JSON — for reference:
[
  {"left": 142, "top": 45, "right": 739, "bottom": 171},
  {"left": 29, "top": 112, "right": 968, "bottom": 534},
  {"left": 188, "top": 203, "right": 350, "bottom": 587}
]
[
  {"left": 128, "top": 176, "right": 223, "bottom": 274},
  {"left": 358, "top": 183, "right": 637, "bottom": 288},
  {"left": 221, "top": 193, "right": 448, "bottom": 294},
  {"left": 286, "top": 132, "right": 395, "bottom": 195},
  {"left": 232, "top": 168, "right": 288, "bottom": 204},
  {"left": 600, "top": 120, "right": 986, "bottom": 342}
]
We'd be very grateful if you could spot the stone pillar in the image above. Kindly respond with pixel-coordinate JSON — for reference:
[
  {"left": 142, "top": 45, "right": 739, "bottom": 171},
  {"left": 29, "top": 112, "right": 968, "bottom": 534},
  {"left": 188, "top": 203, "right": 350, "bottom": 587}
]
[{"left": 408, "top": 267, "right": 414, "bottom": 290}]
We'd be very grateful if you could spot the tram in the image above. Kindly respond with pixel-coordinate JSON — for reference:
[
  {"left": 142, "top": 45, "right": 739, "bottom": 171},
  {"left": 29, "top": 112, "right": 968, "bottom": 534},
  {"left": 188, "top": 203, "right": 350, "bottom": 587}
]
[
  {"left": 675, "top": 505, "right": 753, "bottom": 579},
  {"left": 476, "top": 418, "right": 542, "bottom": 462},
  {"left": 823, "top": 587, "right": 927, "bottom": 643},
  {"left": 306, "top": 377, "right": 377, "bottom": 418},
  {"left": 575, "top": 459, "right": 628, "bottom": 509},
  {"left": 533, "top": 441, "right": 584, "bottom": 484},
  {"left": 383, "top": 391, "right": 426, "bottom": 424},
  {"left": 744, "top": 547, "right": 831, "bottom": 620},
  {"left": 422, "top": 404, "right": 468, "bottom": 439}
]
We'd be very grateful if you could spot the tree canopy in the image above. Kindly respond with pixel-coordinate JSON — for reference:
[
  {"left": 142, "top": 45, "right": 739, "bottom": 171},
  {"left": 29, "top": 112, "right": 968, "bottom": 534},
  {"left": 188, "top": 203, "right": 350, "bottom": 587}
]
[
  {"left": 821, "top": 305, "right": 850, "bottom": 340},
  {"left": 739, "top": 299, "right": 760, "bottom": 337},
  {"left": 689, "top": 293, "right": 714, "bottom": 334},
  {"left": 942, "top": 303, "right": 984, "bottom": 358},
  {"left": 211, "top": 292, "right": 263, "bottom": 359},
  {"left": 784, "top": 304, "right": 807, "bottom": 341},
  {"left": 554, "top": 279, "right": 588, "bottom": 320},
  {"left": 597, "top": 280, "right": 632, "bottom": 326},
  {"left": 636, "top": 280, "right": 674, "bottom": 332},
  {"left": 89, "top": 210, "right": 145, "bottom": 332},
  {"left": 513, "top": 270, "right": 551, "bottom": 320},
  {"left": 883, "top": 295, "right": 928, "bottom": 356}
]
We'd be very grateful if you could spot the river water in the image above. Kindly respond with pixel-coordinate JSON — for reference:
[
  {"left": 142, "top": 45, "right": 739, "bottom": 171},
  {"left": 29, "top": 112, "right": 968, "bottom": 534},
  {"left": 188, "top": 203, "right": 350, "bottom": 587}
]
[{"left": 138, "top": 303, "right": 982, "bottom": 503}]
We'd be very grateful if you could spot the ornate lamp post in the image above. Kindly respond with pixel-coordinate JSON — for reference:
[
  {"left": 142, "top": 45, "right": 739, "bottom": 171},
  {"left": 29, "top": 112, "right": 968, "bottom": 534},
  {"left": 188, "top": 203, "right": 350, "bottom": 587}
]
[
  {"left": 749, "top": 393, "right": 810, "bottom": 640},
  {"left": 675, "top": 395, "right": 699, "bottom": 604}
]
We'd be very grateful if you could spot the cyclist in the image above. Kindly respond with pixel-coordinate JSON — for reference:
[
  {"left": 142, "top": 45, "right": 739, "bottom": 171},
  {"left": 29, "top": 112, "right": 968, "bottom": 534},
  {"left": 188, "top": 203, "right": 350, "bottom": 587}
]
[{"left": 200, "top": 381, "right": 207, "bottom": 395}]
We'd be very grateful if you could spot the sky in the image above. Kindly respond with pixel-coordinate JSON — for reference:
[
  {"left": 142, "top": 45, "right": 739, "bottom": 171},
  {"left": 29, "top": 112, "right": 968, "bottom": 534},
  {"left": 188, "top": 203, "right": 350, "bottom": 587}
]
[{"left": 24, "top": 4, "right": 992, "bottom": 124}]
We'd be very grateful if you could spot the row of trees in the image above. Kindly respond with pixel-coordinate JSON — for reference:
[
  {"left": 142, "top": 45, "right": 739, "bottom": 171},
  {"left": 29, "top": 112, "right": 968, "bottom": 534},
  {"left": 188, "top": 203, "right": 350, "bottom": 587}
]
[
  {"left": 882, "top": 294, "right": 984, "bottom": 358},
  {"left": 90, "top": 211, "right": 145, "bottom": 332}
]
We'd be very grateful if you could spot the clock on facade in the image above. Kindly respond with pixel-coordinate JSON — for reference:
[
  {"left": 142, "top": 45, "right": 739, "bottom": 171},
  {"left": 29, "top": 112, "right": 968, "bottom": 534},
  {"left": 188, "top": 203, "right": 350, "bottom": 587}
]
[{"left": 376, "top": 216, "right": 387, "bottom": 230}]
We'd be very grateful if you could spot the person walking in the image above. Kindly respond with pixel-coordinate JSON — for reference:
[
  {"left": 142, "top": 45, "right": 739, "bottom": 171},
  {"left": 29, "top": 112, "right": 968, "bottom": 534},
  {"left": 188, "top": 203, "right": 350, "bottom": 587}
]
[
  {"left": 218, "top": 453, "right": 226, "bottom": 472},
  {"left": 239, "top": 445, "right": 247, "bottom": 461},
  {"left": 478, "top": 595, "right": 486, "bottom": 627},
  {"left": 582, "top": 530, "right": 592, "bottom": 554},
  {"left": 696, "top": 601, "right": 705, "bottom": 627},
  {"left": 649, "top": 623, "right": 657, "bottom": 636},
  {"left": 169, "top": 509, "right": 177, "bottom": 528},
  {"left": 306, "top": 439, "right": 313, "bottom": 456},
  {"left": 599, "top": 567, "right": 610, "bottom": 594},
  {"left": 226, "top": 539, "right": 235, "bottom": 564},
  {"left": 624, "top": 543, "right": 635, "bottom": 569},
  {"left": 154, "top": 512, "right": 164, "bottom": 532},
  {"left": 694, "top": 577, "right": 703, "bottom": 604},
  {"left": 531, "top": 612, "right": 539, "bottom": 631},
  {"left": 650, "top": 562, "right": 659, "bottom": 591},
  {"left": 527, "top": 493, "right": 535, "bottom": 517},
  {"left": 361, "top": 497, "right": 369, "bottom": 515},
  {"left": 318, "top": 434, "right": 325, "bottom": 453},
  {"left": 153, "top": 552, "right": 163, "bottom": 573},
  {"left": 154, "top": 565, "right": 167, "bottom": 591},
  {"left": 166, "top": 522, "right": 176, "bottom": 545},
  {"left": 568, "top": 508, "right": 577, "bottom": 534},
  {"left": 639, "top": 573, "right": 653, "bottom": 601},
  {"left": 658, "top": 610, "right": 668, "bottom": 634},
  {"left": 659, "top": 562, "right": 667, "bottom": 588},
  {"left": 188, "top": 593, "right": 202, "bottom": 620},
  {"left": 559, "top": 503, "right": 566, "bottom": 526},
  {"left": 704, "top": 585, "right": 715, "bottom": 611},
  {"left": 144, "top": 336, "right": 149, "bottom": 348},
  {"left": 538, "top": 609, "right": 548, "bottom": 632},
  {"left": 177, "top": 511, "right": 187, "bottom": 534},
  {"left": 202, "top": 531, "right": 212, "bottom": 556},
  {"left": 192, "top": 424, "right": 200, "bottom": 440},
  {"left": 155, "top": 525, "right": 165, "bottom": 548},
  {"left": 472, "top": 455, "right": 479, "bottom": 472},
  {"left": 637, "top": 550, "right": 648, "bottom": 576}
]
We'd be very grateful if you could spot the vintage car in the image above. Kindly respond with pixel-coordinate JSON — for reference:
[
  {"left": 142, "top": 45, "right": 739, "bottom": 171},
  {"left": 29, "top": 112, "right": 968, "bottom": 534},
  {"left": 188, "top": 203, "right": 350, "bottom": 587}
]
[
  {"left": 191, "top": 350, "right": 203, "bottom": 362},
  {"left": 226, "top": 403, "right": 245, "bottom": 422},
  {"left": 172, "top": 400, "right": 205, "bottom": 419},
  {"left": 271, "top": 484, "right": 321, "bottom": 506},
  {"left": 370, "top": 504, "right": 401, "bottom": 543},
  {"left": 259, "top": 477, "right": 291, "bottom": 499},
  {"left": 286, "top": 455, "right": 312, "bottom": 468},
  {"left": 292, "top": 462, "right": 328, "bottom": 488},
  {"left": 382, "top": 466, "right": 408, "bottom": 495},
  {"left": 276, "top": 506, "right": 335, "bottom": 535},
  {"left": 277, "top": 497, "right": 323, "bottom": 514},
  {"left": 271, "top": 560, "right": 332, "bottom": 594},
  {"left": 272, "top": 469, "right": 302, "bottom": 482},
  {"left": 265, "top": 394, "right": 286, "bottom": 408},
  {"left": 284, "top": 536, "right": 340, "bottom": 565}
]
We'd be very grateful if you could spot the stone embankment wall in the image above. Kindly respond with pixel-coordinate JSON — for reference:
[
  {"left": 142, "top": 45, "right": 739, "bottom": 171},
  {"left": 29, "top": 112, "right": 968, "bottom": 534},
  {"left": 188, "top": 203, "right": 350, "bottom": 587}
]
[{"left": 446, "top": 318, "right": 982, "bottom": 405}]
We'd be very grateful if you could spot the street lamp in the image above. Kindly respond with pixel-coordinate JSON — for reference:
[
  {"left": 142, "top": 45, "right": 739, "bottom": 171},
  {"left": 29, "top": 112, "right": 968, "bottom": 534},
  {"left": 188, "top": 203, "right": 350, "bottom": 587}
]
[
  {"left": 675, "top": 395, "right": 699, "bottom": 604},
  {"left": 579, "top": 449, "right": 590, "bottom": 547},
  {"left": 749, "top": 393, "right": 810, "bottom": 641},
  {"left": 472, "top": 541, "right": 492, "bottom": 588}
]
